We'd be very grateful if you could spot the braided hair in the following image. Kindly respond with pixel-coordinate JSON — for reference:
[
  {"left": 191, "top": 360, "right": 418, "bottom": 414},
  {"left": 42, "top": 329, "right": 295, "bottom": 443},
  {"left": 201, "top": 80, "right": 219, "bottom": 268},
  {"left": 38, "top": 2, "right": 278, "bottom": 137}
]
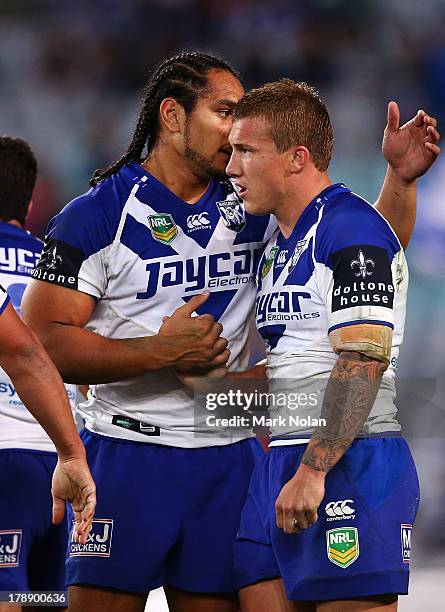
[{"left": 90, "top": 52, "right": 240, "bottom": 186}]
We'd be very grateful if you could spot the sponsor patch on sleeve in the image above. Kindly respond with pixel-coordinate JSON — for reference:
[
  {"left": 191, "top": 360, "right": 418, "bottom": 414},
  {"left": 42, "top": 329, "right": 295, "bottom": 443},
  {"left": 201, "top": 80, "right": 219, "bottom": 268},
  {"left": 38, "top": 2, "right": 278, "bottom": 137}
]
[
  {"left": 32, "top": 239, "right": 85, "bottom": 289},
  {"left": 330, "top": 245, "right": 394, "bottom": 312}
]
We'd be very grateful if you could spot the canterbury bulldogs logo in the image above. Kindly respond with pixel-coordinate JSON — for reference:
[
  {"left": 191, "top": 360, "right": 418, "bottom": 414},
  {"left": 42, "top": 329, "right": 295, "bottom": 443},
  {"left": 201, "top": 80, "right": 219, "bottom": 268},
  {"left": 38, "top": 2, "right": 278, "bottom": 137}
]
[
  {"left": 216, "top": 199, "right": 246, "bottom": 232},
  {"left": 289, "top": 240, "right": 307, "bottom": 273},
  {"left": 186, "top": 212, "right": 211, "bottom": 232},
  {"left": 325, "top": 500, "right": 355, "bottom": 521}
]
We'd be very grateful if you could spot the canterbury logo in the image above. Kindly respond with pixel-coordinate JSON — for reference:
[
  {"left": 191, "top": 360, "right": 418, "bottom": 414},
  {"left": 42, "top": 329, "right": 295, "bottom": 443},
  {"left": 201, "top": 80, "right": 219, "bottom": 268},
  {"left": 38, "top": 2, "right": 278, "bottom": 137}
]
[
  {"left": 276, "top": 250, "right": 288, "bottom": 265},
  {"left": 187, "top": 212, "right": 211, "bottom": 230},
  {"left": 325, "top": 500, "right": 355, "bottom": 519}
]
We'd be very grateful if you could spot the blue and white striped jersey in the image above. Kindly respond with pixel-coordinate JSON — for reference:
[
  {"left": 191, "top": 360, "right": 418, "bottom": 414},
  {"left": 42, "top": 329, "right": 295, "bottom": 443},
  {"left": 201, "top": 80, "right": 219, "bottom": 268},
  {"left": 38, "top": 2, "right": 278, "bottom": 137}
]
[
  {"left": 255, "top": 184, "right": 408, "bottom": 442},
  {"left": 0, "top": 222, "right": 76, "bottom": 452},
  {"left": 34, "top": 162, "right": 276, "bottom": 447}
]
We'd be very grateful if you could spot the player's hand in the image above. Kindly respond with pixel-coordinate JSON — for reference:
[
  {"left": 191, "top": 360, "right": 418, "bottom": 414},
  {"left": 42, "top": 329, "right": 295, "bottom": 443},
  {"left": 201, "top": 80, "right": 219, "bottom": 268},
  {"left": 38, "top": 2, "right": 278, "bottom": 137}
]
[
  {"left": 275, "top": 464, "right": 325, "bottom": 535},
  {"left": 177, "top": 366, "right": 228, "bottom": 392},
  {"left": 52, "top": 456, "right": 96, "bottom": 545},
  {"left": 382, "top": 101, "right": 441, "bottom": 182},
  {"left": 158, "top": 292, "right": 230, "bottom": 372}
]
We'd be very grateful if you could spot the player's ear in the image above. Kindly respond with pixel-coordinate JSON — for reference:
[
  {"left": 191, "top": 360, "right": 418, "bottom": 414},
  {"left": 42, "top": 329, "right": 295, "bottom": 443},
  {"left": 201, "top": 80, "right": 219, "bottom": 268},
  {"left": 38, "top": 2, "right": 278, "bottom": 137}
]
[
  {"left": 288, "top": 145, "right": 310, "bottom": 174},
  {"left": 159, "top": 98, "right": 186, "bottom": 135}
]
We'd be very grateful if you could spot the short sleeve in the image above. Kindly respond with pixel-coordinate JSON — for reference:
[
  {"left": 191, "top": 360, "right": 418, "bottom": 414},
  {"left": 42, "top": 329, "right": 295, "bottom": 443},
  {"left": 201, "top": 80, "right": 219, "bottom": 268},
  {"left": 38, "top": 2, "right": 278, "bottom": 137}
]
[
  {"left": 32, "top": 181, "right": 123, "bottom": 299},
  {"left": 314, "top": 193, "right": 403, "bottom": 335}
]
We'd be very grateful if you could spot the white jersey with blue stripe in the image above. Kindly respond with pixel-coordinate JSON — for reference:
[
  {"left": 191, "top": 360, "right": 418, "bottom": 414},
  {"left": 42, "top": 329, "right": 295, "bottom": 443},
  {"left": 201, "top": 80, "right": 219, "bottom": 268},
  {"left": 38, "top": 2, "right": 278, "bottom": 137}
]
[
  {"left": 0, "top": 222, "right": 76, "bottom": 452},
  {"left": 33, "top": 163, "right": 276, "bottom": 447},
  {"left": 255, "top": 184, "right": 408, "bottom": 441}
]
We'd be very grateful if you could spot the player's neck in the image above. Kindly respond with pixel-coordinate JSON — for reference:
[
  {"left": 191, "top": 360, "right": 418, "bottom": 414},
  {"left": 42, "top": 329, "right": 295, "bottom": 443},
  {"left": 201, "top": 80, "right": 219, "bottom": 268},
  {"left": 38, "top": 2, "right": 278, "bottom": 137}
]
[
  {"left": 2, "top": 218, "right": 24, "bottom": 230},
  {"left": 142, "top": 147, "right": 211, "bottom": 204},
  {"left": 276, "top": 173, "right": 331, "bottom": 238}
]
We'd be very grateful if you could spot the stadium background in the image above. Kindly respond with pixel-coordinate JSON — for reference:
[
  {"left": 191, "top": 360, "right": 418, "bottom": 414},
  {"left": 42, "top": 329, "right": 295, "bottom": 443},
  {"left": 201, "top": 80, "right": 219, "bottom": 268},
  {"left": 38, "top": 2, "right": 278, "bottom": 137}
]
[{"left": 1, "top": 0, "right": 444, "bottom": 609}]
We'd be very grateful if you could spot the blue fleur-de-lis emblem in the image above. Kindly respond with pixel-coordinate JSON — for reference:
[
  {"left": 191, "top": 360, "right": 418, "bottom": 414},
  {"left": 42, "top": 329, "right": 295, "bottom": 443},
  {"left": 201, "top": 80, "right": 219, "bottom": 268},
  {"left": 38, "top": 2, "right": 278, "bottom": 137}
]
[{"left": 350, "top": 250, "right": 375, "bottom": 279}]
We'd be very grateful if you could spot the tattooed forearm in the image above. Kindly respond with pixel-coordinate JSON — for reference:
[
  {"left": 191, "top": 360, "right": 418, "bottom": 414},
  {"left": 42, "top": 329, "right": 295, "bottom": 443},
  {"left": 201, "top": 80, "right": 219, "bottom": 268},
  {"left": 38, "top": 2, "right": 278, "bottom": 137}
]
[{"left": 301, "top": 351, "right": 387, "bottom": 473}]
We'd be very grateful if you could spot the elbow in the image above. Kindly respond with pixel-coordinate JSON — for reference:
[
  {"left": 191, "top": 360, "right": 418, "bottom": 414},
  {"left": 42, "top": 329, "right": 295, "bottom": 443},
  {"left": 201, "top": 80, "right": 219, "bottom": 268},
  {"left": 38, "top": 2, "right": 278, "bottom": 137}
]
[{"left": 1, "top": 338, "right": 48, "bottom": 379}]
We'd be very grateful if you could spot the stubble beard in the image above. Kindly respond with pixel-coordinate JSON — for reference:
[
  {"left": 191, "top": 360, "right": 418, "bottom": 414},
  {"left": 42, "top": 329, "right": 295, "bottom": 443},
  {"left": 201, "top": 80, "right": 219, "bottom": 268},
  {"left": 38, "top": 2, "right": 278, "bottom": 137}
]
[{"left": 184, "top": 121, "right": 227, "bottom": 182}]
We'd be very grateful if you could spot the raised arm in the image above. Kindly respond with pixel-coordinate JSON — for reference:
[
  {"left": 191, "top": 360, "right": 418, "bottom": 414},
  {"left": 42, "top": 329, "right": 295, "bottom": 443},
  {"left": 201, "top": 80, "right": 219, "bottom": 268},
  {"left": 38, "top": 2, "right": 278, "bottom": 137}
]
[
  {"left": 0, "top": 301, "right": 96, "bottom": 543},
  {"left": 374, "top": 102, "right": 440, "bottom": 248}
]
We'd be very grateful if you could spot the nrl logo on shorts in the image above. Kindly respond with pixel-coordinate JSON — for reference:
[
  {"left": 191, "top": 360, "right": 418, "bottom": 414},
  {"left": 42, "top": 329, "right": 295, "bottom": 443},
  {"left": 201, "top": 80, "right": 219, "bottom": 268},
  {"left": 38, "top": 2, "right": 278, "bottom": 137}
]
[
  {"left": 216, "top": 199, "right": 246, "bottom": 232},
  {"left": 326, "top": 527, "right": 359, "bottom": 568},
  {"left": 262, "top": 246, "right": 280, "bottom": 279},
  {"left": 288, "top": 240, "right": 307, "bottom": 273},
  {"left": 147, "top": 214, "right": 177, "bottom": 244}
]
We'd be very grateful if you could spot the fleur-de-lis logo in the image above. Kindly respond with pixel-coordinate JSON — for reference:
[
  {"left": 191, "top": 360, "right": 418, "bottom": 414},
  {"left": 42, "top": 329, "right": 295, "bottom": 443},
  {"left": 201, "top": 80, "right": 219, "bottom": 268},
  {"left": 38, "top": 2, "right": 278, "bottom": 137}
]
[
  {"left": 47, "top": 245, "right": 63, "bottom": 270},
  {"left": 350, "top": 250, "right": 375, "bottom": 279}
]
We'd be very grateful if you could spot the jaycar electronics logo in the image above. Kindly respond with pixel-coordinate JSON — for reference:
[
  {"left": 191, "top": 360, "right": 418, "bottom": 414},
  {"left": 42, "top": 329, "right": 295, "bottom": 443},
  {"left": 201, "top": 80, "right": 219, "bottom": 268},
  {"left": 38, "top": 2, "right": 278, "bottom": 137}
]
[
  {"left": 0, "top": 530, "right": 22, "bottom": 567},
  {"left": 331, "top": 245, "right": 394, "bottom": 312},
  {"left": 69, "top": 519, "right": 113, "bottom": 558}
]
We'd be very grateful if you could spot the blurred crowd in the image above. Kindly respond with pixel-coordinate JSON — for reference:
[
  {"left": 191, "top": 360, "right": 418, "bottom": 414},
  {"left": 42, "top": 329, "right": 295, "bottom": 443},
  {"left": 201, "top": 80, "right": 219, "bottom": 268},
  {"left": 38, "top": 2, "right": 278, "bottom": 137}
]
[{"left": 1, "top": 0, "right": 444, "bottom": 562}]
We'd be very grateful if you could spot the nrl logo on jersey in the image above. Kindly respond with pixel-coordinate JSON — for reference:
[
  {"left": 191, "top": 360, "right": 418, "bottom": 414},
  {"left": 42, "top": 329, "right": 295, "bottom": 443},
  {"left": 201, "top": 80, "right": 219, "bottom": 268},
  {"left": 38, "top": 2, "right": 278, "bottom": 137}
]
[
  {"left": 289, "top": 240, "right": 307, "bottom": 273},
  {"left": 261, "top": 246, "right": 279, "bottom": 279},
  {"left": 147, "top": 214, "right": 177, "bottom": 244},
  {"left": 216, "top": 199, "right": 246, "bottom": 232}
]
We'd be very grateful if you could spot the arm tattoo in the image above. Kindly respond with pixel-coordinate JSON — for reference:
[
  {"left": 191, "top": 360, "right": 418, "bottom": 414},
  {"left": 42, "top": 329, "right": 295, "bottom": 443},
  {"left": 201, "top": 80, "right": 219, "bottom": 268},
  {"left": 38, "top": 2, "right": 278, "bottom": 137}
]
[{"left": 301, "top": 351, "right": 386, "bottom": 473}]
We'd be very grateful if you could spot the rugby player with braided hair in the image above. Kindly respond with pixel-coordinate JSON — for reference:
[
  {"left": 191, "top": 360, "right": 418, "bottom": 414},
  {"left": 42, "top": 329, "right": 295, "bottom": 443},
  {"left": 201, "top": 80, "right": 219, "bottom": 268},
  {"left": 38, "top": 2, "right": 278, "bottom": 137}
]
[{"left": 23, "top": 51, "right": 436, "bottom": 611}]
